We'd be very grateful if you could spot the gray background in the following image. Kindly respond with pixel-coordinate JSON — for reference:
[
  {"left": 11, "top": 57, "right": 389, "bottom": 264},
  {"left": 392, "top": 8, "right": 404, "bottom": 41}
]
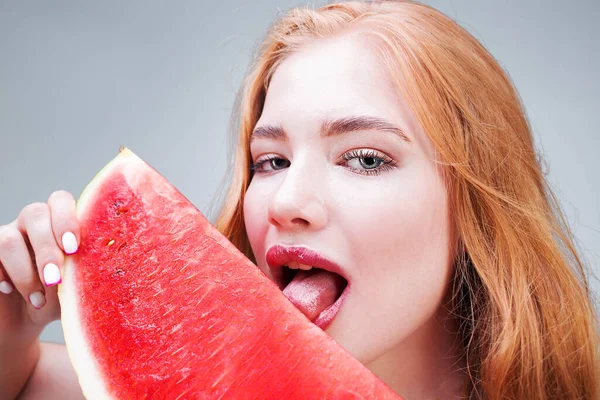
[{"left": 0, "top": 1, "right": 598, "bottom": 344}]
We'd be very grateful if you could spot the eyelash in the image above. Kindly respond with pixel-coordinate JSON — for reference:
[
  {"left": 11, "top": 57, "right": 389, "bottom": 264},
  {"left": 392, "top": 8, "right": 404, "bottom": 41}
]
[{"left": 249, "top": 149, "right": 398, "bottom": 177}]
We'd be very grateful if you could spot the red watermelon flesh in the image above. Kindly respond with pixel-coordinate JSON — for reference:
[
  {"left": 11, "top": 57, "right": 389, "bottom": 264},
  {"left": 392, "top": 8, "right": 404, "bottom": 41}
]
[{"left": 58, "top": 148, "right": 402, "bottom": 399}]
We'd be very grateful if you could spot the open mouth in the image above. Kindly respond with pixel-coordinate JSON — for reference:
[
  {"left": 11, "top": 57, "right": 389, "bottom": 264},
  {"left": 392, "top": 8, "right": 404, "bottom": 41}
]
[
  {"left": 281, "top": 265, "right": 299, "bottom": 287},
  {"left": 279, "top": 265, "right": 349, "bottom": 329}
]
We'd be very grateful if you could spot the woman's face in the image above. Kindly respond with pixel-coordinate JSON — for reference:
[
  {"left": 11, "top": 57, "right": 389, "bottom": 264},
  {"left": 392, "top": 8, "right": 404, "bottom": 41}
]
[{"left": 243, "top": 35, "right": 457, "bottom": 372}]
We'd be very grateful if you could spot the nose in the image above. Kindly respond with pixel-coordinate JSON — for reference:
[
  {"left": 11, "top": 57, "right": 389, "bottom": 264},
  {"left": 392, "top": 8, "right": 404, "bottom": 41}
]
[{"left": 267, "top": 161, "right": 328, "bottom": 232}]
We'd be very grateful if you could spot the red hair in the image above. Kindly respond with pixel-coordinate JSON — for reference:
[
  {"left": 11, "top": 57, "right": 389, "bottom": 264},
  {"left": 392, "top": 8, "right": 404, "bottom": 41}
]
[{"left": 214, "top": 1, "right": 600, "bottom": 398}]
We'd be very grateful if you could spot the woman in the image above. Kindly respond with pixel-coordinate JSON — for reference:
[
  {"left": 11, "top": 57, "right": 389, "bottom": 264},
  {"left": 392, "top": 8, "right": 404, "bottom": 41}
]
[{"left": 0, "top": 1, "right": 598, "bottom": 398}]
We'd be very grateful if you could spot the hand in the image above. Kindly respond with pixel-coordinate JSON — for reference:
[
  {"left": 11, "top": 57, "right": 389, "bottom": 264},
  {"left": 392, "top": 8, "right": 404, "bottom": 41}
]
[{"left": 0, "top": 190, "right": 80, "bottom": 335}]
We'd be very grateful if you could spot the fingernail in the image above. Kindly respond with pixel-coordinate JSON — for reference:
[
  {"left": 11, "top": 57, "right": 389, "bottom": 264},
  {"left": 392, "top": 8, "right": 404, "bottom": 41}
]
[
  {"left": 0, "top": 281, "right": 13, "bottom": 294},
  {"left": 43, "top": 263, "right": 62, "bottom": 286},
  {"left": 29, "top": 291, "right": 46, "bottom": 309},
  {"left": 62, "top": 232, "right": 78, "bottom": 254}
]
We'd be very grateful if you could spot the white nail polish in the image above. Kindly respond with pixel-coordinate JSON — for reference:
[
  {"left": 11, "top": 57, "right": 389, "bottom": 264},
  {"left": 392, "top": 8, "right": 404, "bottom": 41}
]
[
  {"left": 62, "top": 232, "right": 78, "bottom": 254},
  {"left": 29, "top": 291, "right": 46, "bottom": 309},
  {"left": 43, "top": 263, "right": 62, "bottom": 286},
  {"left": 0, "top": 281, "right": 13, "bottom": 294}
]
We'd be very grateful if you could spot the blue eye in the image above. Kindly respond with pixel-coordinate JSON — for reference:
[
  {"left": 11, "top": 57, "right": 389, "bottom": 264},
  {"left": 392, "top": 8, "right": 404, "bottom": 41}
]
[
  {"left": 341, "top": 149, "right": 397, "bottom": 176},
  {"left": 249, "top": 149, "right": 397, "bottom": 176},
  {"left": 249, "top": 156, "right": 290, "bottom": 174}
]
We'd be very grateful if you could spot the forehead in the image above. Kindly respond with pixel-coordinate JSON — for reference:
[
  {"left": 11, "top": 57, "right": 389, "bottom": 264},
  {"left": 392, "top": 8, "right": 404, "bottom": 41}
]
[
  {"left": 261, "top": 34, "right": 400, "bottom": 122},
  {"left": 256, "top": 34, "right": 437, "bottom": 157}
]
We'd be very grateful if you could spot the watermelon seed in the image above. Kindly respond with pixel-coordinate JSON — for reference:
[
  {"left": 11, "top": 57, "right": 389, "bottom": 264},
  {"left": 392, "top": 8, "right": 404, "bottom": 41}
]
[
  {"left": 113, "top": 200, "right": 130, "bottom": 215},
  {"left": 107, "top": 239, "right": 115, "bottom": 246},
  {"left": 115, "top": 268, "right": 124, "bottom": 276}
]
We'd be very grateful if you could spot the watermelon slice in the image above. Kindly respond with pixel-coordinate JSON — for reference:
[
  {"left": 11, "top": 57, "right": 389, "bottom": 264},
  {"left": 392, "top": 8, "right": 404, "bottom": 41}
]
[{"left": 58, "top": 147, "right": 402, "bottom": 399}]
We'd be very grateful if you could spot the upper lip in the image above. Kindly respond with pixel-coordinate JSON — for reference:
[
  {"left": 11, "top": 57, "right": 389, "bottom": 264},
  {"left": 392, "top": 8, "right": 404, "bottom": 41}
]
[{"left": 265, "top": 245, "right": 349, "bottom": 285}]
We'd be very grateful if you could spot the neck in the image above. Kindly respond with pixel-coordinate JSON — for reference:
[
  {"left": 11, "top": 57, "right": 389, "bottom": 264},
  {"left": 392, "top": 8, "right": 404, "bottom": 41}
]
[{"left": 365, "top": 305, "right": 469, "bottom": 399}]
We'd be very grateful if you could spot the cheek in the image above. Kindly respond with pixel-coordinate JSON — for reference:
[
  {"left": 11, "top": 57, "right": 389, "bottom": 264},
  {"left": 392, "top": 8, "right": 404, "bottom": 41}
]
[
  {"left": 330, "top": 165, "right": 456, "bottom": 362},
  {"left": 243, "top": 185, "right": 270, "bottom": 271},
  {"left": 341, "top": 163, "right": 454, "bottom": 312}
]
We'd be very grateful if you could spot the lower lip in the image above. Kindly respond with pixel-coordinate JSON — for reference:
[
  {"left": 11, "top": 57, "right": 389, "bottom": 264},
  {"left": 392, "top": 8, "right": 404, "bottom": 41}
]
[{"left": 311, "top": 283, "right": 350, "bottom": 330}]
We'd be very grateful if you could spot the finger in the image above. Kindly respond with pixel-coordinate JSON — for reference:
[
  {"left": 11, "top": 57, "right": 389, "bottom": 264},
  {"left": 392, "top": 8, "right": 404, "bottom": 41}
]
[
  {"left": 0, "top": 261, "right": 15, "bottom": 295},
  {"left": 0, "top": 222, "right": 46, "bottom": 308},
  {"left": 17, "top": 203, "right": 64, "bottom": 289},
  {"left": 0, "top": 229, "right": 15, "bottom": 293},
  {"left": 29, "top": 280, "right": 61, "bottom": 325},
  {"left": 48, "top": 190, "right": 79, "bottom": 254}
]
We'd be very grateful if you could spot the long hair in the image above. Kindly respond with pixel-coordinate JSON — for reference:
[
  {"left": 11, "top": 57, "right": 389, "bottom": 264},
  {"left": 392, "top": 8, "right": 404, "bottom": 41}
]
[{"left": 213, "top": 1, "right": 600, "bottom": 398}]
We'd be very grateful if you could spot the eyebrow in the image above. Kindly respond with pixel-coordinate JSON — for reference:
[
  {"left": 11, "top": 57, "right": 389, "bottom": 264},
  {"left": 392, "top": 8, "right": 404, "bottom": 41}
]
[{"left": 250, "top": 115, "right": 411, "bottom": 144}]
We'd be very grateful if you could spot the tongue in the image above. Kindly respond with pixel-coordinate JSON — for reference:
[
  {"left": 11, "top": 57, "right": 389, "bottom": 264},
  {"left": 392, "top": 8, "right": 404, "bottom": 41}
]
[{"left": 282, "top": 268, "right": 346, "bottom": 322}]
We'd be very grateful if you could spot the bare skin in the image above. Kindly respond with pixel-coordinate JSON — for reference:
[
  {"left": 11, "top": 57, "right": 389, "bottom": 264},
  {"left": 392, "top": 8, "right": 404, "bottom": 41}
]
[
  {"left": 0, "top": 191, "right": 83, "bottom": 399},
  {"left": 244, "top": 34, "right": 467, "bottom": 398},
  {"left": 0, "top": 35, "right": 467, "bottom": 400},
  {"left": 17, "top": 342, "right": 83, "bottom": 400}
]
